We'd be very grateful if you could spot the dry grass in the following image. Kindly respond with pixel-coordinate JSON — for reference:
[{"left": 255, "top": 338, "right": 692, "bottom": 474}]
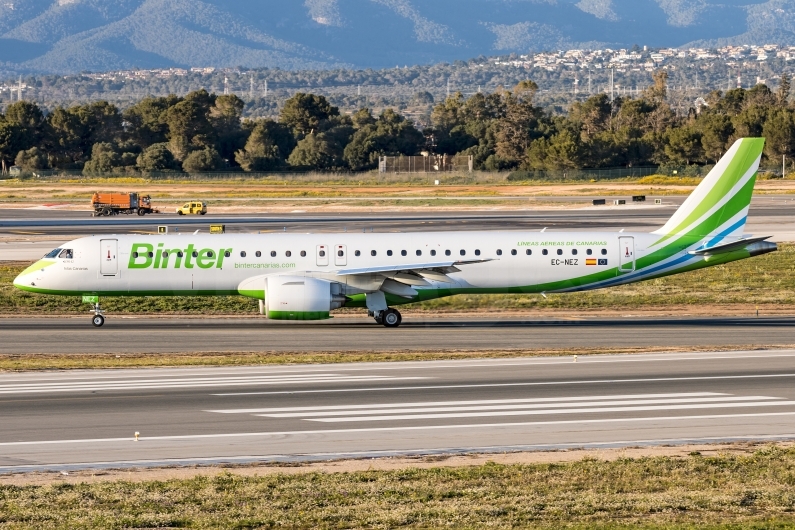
[
  {"left": 3, "top": 447, "right": 795, "bottom": 528},
  {"left": 1, "top": 344, "right": 788, "bottom": 371}
]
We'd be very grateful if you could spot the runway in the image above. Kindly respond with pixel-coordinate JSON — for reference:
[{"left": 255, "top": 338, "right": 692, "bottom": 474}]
[
  {"left": 0, "top": 315, "right": 793, "bottom": 354},
  {"left": 3, "top": 349, "right": 795, "bottom": 472}
]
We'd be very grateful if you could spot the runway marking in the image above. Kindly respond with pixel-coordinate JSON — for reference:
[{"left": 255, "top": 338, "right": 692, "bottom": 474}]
[
  {"left": 304, "top": 400, "right": 795, "bottom": 423},
  {"left": 5, "top": 411, "right": 795, "bottom": 447},
  {"left": 0, "top": 374, "right": 428, "bottom": 394},
  {"left": 208, "top": 392, "right": 723, "bottom": 414},
  {"left": 256, "top": 396, "right": 773, "bottom": 419},
  {"left": 213, "top": 372, "right": 795, "bottom": 396}
]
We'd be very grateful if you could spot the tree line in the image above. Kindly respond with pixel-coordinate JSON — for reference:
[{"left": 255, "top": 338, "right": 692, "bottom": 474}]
[{"left": 0, "top": 71, "right": 793, "bottom": 175}]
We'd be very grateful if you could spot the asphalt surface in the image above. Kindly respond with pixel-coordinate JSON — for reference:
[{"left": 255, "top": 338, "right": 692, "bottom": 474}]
[
  {"left": 0, "top": 315, "right": 792, "bottom": 354},
  {"left": 3, "top": 349, "right": 795, "bottom": 472}
]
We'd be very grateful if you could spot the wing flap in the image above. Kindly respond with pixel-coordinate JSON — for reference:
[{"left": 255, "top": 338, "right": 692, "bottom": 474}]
[{"left": 336, "top": 259, "right": 492, "bottom": 276}]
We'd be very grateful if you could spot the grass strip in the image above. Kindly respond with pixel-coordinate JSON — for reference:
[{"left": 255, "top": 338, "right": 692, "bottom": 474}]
[
  {"left": 3, "top": 447, "right": 795, "bottom": 528},
  {"left": 3, "top": 244, "right": 795, "bottom": 315},
  {"left": 0, "top": 345, "right": 789, "bottom": 371}
]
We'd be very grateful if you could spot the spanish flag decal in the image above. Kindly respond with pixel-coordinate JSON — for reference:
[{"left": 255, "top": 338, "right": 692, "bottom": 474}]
[{"left": 586, "top": 258, "right": 597, "bottom": 265}]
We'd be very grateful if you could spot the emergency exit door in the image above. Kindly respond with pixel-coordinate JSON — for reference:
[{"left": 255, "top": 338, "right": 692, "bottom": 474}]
[
  {"left": 334, "top": 244, "right": 347, "bottom": 266},
  {"left": 618, "top": 236, "right": 635, "bottom": 273},
  {"left": 100, "top": 239, "right": 118, "bottom": 276}
]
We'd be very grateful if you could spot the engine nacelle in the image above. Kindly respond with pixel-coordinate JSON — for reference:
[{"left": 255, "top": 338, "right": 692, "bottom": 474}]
[{"left": 238, "top": 274, "right": 346, "bottom": 320}]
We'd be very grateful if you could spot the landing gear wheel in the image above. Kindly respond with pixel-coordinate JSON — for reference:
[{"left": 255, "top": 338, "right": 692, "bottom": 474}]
[
  {"left": 382, "top": 308, "right": 402, "bottom": 328},
  {"left": 92, "top": 314, "right": 105, "bottom": 327}
]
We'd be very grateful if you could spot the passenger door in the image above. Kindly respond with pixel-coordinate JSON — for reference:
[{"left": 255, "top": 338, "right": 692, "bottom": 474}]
[
  {"left": 316, "top": 244, "right": 329, "bottom": 267},
  {"left": 100, "top": 239, "right": 118, "bottom": 276},
  {"left": 618, "top": 236, "right": 635, "bottom": 273},
  {"left": 334, "top": 244, "right": 347, "bottom": 266}
]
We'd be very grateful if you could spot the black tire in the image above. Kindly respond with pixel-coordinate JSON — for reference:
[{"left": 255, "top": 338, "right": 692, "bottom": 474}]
[
  {"left": 102, "top": 207, "right": 111, "bottom": 217},
  {"left": 137, "top": 209, "right": 146, "bottom": 216},
  {"left": 92, "top": 314, "right": 105, "bottom": 327},
  {"left": 200, "top": 211, "right": 206, "bottom": 215},
  {"left": 382, "top": 308, "right": 402, "bottom": 328},
  {"left": 178, "top": 211, "right": 184, "bottom": 216}
]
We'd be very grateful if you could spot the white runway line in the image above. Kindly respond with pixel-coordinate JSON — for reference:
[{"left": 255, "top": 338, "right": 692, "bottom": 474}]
[
  {"left": 308, "top": 400, "right": 795, "bottom": 422},
  {"left": 259, "top": 396, "right": 773, "bottom": 419},
  {"left": 213, "top": 372, "right": 795, "bottom": 396},
  {"left": 0, "top": 375, "right": 427, "bottom": 394},
  {"left": 208, "top": 392, "right": 724, "bottom": 414}
]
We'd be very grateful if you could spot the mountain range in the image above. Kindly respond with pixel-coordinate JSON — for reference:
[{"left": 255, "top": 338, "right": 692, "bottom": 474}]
[{"left": 2, "top": 0, "right": 795, "bottom": 75}]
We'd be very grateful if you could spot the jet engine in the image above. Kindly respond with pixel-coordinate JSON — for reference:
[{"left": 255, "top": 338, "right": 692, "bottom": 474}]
[{"left": 238, "top": 274, "right": 347, "bottom": 320}]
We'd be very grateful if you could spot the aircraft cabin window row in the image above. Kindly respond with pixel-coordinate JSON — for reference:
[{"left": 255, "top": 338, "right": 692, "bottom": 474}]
[{"left": 140, "top": 246, "right": 612, "bottom": 261}]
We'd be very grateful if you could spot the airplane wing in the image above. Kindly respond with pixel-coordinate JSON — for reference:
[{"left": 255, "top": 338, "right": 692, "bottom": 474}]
[{"left": 336, "top": 258, "right": 493, "bottom": 277}]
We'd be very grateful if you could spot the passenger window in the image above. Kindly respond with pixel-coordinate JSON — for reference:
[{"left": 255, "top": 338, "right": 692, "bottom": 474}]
[
  {"left": 147, "top": 251, "right": 154, "bottom": 258},
  {"left": 44, "top": 249, "right": 62, "bottom": 258},
  {"left": 255, "top": 251, "right": 261, "bottom": 258},
  {"left": 387, "top": 250, "right": 393, "bottom": 256},
  {"left": 511, "top": 249, "right": 517, "bottom": 255},
  {"left": 240, "top": 251, "right": 246, "bottom": 258},
  {"left": 475, "top": 249, "right": 481, "bottom": 256},
  {"left": 556, "top": 249, "right": 563, "bottom": 255},
  {"left": 460, "top": 249, "right": 466, "bottom": 256},
  {"left": 430, "top": 249, "right": 436, "bottom": 256},
  {"left": 355, "top": 250, "right": 361, "bottom": 257},
  {"left": 177, "top": 251, "right": 184, "bottom": 258},
  {"left": 542, "top": 249, "right": 548, "bottom": 255},
  {"left": 337, "top": 250, "right": 344, "bottom": 257},
  {"left": 300, "top": 250, "right": 306, "bottom": 257},
  {"left": 59, "top": 249, "right": 73, "bottom": 259},
  {"left": 601, "top": 248, "right": 608, "bottom": 255},
  {"left": 416, "top": 250, "right": 422, "bottom": 256},
  {"left": 224, "top": 251, "right": 231, "bottom": 258},
  {"left": 162, "top": 251, "right": 169, "bottom": 258},
  {"left": 401, "top": 250, "right": 407, "bottom": 256},
  {"left": 526, "top": 249, "right": 532, "bottom": 255},
  {"left": 572, "top": 249, "right": 577, "bottom": 255},
  {"left": 587, "top": 249, "right": 593, "bottom": 255},
  {"left": 319, "top": 250, "right": 326, "bottom": 257},
  {"left": 271, "top": 251, "right": 277, "bottom": 257},
  {"left": 207, "top": 251, "right": 214, "bottom": 258},
  {"left": 192, "top": 251, "right": 198, "bottom": 258},
  {"left": 285, "top": 251, "right": 292, "bottom": 257},
  {"left": 132, "top": 252, "right": 139, "bottom": 258},
  {"left": 445, "top": 250, "right": 451, "bottom": 256},
  {"left": 496, "top": 249, "right": 502, "bottom": 256},
  {"left": 371, "top": 250, "right": 377, "bottom": 256}
]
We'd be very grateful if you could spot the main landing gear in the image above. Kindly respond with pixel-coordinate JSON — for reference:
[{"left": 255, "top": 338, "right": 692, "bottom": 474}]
[
  {"left": 91, "top": 302, "right": 105, "bottom": 327},
  {"left": 372, "top": 308, "right": 402, "bottom": 328}
]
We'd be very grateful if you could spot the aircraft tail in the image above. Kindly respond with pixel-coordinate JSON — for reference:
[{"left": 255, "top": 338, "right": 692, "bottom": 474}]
[{"left": 652, "top": 137, "right": 764, "bottom": 247}]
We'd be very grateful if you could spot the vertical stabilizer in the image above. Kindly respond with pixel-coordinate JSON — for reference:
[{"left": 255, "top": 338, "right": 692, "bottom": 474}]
[{"left": 651, "top": 137, "right": 764, "bottom": 247}]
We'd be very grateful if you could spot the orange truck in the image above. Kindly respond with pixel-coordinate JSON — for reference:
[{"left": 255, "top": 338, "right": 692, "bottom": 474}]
[{"left": 91, "top": 192, "right": 158, "bottom": 216}]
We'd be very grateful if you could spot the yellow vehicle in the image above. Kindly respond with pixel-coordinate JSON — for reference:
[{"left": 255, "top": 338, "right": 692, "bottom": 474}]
[{"left": 176, "top": 201, "right": 207, "bottom": 215}]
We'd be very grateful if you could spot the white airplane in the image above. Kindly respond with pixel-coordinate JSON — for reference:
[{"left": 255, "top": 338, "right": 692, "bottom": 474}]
[{"left": 14, "top": 138, "right": 776, "bottom": 328}]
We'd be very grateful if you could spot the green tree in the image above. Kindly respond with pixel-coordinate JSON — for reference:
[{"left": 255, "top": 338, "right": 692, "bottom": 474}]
[
  {"left": 137, "top": 143, "right": 177, "bottom": 172},
  {"left": 15, "top": 147, "right": 49, "bottom": 170},
  {"left": 762, "top": 108, "right": 795, "bottom": 160},
  {"left": 44, "top": 107, "right": 85, "bottom": 168},
  {"left": 288, "top": 133, "right": 341, "bottom": 169},
  {"left": 664, "top": 127, "right": 703, "bottom": 165},
  {"left": 165, "top": 90, "right": 215, "bottom": 160},
  {"left": 4, "top": 101, "right": 43, "bottom": 153},
  {"left": 235, "top": 120, "right": 286, "bottom": 171},
  {"left": 280, "top": 93, "right": 339, "bottom": 138},
  {"left": 210, "top": 94, "right": 246, "bottom": 164},
  {"left": 83, "top": 143, "right": 121, "bottom": 174},
  {"left": 343, "top": 109, "right": 423, "bottom": 170},
  {"left": 778, "top": 74, "right": 791, "bottom": 106},
  {"left": 182, "top": 146, "right": 222, "bottom": 173},
  {"left": 0, "top": 121, "right": 18, "bottom": 173},
  {"left": 124, "top": 96, "right": 178, "bottom": 148},
  {"left": 698, "top": 113, "right": 734, "bottom": 163}
]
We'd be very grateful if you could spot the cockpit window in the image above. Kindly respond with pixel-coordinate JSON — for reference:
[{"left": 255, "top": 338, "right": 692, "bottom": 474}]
[
  {"left": 58, "top": 249, "right": 74, "bottom": 259},
  {"left": 43, "top": 248, "right": 62, "bottom": 258}
]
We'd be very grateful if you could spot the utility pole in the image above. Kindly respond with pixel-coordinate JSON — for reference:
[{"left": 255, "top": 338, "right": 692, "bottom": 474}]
[
  {"left": 264, "top": 79, "right": 268, "bottom": 98},
  {"left": 17, "top": 76, "right": 22, "bottom": 101},
  {"left": 223, "top": 76, "right": 229, "bottom": 95},
  {"left": 446, "top": 78, "right": 450, "bottom": 99},
  {"left": 357, "top": 84, "right": 361, "bottom": 96},
  {"left": 588, "top": 69, "right": 592, "bottom": 94},
  {"left": 573, "top": 74, "right": 578, "bottom": 96},
  {"left": 784, "top": 154, "right": 787, "bottom": 179},
  {"left": 610, "top": 68, "right": 614, "bottom": 102},
  {"left": 249, "top": 74, "right": 254, "bottom": 100}
]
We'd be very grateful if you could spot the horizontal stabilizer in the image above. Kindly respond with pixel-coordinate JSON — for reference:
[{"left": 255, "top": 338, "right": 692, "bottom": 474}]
[{"left": 688, "top": 235, "right": 771, "bottom": 255}]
